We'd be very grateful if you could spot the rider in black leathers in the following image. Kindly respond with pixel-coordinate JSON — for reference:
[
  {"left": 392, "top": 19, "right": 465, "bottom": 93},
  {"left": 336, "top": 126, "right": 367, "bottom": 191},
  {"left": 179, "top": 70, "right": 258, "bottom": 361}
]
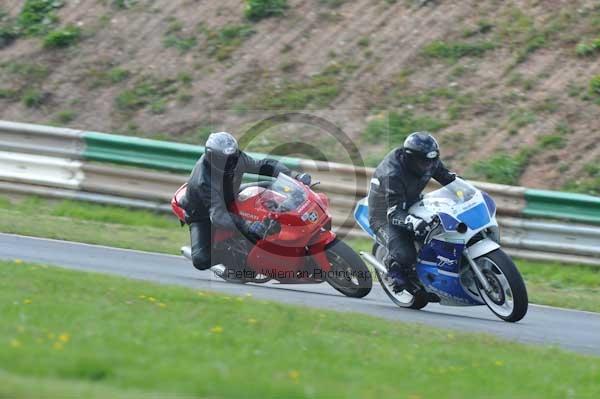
[
  {"left": 180, "top": 132, "right": 311, "bottom": 271},
  {"left": 368, "top": 132, "right": 456, "bottom": 291}
]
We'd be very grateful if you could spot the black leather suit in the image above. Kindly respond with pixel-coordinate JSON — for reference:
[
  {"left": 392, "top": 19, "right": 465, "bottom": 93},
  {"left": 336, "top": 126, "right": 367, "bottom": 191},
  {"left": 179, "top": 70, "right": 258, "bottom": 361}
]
[
  {"left": 181, "top": 151, "right": 292, "bottom": 270},
  {"left": 368, "top": 148, "right": 456, "bottom": 268}
]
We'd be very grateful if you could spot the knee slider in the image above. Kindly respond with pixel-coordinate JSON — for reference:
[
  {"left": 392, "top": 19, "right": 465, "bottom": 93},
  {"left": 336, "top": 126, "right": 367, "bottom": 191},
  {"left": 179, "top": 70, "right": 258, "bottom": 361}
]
[{"left": 192, "top": 251, "right": 211, "bottom": 271}]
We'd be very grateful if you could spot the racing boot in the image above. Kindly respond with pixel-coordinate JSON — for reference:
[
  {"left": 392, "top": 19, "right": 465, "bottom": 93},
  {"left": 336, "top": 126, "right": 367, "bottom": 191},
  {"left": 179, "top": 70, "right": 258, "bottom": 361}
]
[{"left": 384, "top": 259, "right": 410, "bottom": 294}]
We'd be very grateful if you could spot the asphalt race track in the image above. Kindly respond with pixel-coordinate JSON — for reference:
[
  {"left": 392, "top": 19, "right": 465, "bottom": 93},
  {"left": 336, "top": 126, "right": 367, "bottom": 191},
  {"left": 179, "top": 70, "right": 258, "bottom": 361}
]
[{"left": 1, "top": 233, "right": 599, "bottom": 356}]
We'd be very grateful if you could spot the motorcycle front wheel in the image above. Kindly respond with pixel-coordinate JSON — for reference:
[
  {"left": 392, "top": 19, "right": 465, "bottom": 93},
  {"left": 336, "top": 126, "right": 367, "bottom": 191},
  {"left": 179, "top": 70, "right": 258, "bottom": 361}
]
[
  {"left": 324, "top": 239, "right": 372, "bottom": 298},
  {"left": 474, "top": 249, "right": 528, "bottom": 322}
]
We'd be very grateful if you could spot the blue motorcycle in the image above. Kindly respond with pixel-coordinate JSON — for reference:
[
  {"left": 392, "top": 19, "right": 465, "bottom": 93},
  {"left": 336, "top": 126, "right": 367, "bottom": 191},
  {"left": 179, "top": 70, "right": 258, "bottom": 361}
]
[{"left": 354, "top": 178, "right": 528, "bottom": 322}]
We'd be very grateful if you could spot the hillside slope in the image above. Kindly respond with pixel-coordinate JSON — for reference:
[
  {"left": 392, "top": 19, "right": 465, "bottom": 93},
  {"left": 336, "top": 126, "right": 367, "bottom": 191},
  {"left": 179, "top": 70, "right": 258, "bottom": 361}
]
[{"left": 1, "top": 0, "right": 599, "bottom": 192}]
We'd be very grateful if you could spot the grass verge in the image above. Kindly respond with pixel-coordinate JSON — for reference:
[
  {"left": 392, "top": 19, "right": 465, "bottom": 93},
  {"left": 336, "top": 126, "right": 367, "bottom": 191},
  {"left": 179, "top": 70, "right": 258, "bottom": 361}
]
[
  {"left": 1, "top": 261, "right": 599, "bottom": 399},
  {"left": 1, "top": 195, "right": 599, "bottom": 312}
]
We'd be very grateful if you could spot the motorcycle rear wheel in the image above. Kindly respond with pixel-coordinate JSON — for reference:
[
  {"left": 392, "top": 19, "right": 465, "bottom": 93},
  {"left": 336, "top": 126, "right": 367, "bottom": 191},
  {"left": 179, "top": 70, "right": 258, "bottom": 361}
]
[
  {"left": 325, "top": 238, "right": 372, "bottom": 298},
  {"left": 372, "top": 243, "right": 428, "bottom": 309}
]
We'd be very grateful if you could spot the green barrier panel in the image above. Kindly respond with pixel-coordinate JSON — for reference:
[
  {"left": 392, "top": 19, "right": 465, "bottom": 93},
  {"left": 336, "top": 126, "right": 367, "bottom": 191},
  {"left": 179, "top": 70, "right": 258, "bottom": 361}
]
[
  {"left": 524, "top": 189, "right": 600, "bottom": 224},
  {"left": 84, "top": 132, "right": 201, "bottom": 173},
  {"left": 83, "top": 132, "right": 301, "bottom": 173}
]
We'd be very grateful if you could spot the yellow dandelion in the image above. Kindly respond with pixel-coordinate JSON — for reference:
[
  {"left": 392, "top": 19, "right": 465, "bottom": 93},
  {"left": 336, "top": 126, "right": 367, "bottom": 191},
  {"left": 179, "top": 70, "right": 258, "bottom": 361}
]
[
  {"left": 210, "top": 326, "right": 223, "bottom": 334},
  {"left": 58, "top": 333, "right": 70, "bottom": 343},
  {"left": 197, "top": 292, "right": 206, "bottom": 296},
  {"left": 14, "top": 259, "right": 23, "bottom": 264},
  {"left": 495, "top": 360, "right": 504, "bottom": 366},
  {"left": 23, "top": 299, "right": 32, "bottom": 305},
  {"left": 52, "top": 342, "right": 64, "bottom": 350},
  {"left": 10, "top": 339, "right": 21, "bottom": 348},
  {"left": 158, "top": 303, "right": 167, "bottom": 308},
  {"left": 139, "top": 295, "right": 146, "bottom": 299},
  {"left": 288, "top": 370, "right": 300, "bottom": 382},
  {"left": 147, "top": 297, "right": 156, "bottom": 302},
  {"left": 247, "top": 318, "right": 257, "bottom": 325}
]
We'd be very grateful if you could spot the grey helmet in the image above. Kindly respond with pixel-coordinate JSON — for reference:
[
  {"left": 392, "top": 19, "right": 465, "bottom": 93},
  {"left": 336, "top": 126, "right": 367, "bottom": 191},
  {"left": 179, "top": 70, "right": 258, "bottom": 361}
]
[
  {"left": 204, "top": 132, "right": 240, "bottom": 172},
  {"left": 402, "top": 132, "right": 440, "bottom": 176}
]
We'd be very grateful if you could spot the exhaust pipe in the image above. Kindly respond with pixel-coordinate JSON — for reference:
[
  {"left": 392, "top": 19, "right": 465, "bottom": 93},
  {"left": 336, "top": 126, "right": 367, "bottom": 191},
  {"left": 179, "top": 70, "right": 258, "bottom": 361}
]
[
  {"left": 181, "top": 246, "right": 192, "bottom": 260},
  {"left": 359, "top": 251, "right": 388, "bottom": 275}
]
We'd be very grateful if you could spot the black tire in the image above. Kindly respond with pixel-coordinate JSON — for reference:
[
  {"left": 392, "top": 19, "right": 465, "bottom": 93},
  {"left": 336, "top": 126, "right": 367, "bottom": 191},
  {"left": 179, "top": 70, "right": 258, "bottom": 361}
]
[
  {"left": 325, "top": 238, "right": 372, "bottom": 298},
  {"left": 375, "top": 268, "right": 429, "bottom": 310},
  {"left": 474, "top": 249, "right": 528, "bottom": 322},
  {"left": 372, "top": 243, "right": 428, "bottom": 310}
]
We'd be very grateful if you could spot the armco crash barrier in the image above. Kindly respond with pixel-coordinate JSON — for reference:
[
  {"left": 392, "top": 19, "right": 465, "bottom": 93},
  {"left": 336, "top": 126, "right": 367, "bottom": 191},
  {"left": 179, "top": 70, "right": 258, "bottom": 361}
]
[{"left": 1, "top": 120, "right": 599, "bottom": 265}]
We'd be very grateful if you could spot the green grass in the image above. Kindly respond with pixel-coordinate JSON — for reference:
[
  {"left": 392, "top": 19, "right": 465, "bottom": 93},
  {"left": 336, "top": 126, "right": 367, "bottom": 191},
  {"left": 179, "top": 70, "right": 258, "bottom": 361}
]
[
  {"left": 2, "top": 61, "right": 49, "bottom": 82},
  {"left": 246, "top": 71, "right": 341, "bottom": 110},
  {"left": 0, "top": 197, "right": 186, "bottom": 254},
  {"left": 52, "top": 110, "right": 77, "bottom": 124},
  {"left": 115, "top": 76, "right": 179, "bottom": 112},
  {"left": 362, "top": 111, "right": 447, "bottom": 146},
  {"left": 1, "top": 195, "right": 600, "bottom": 313},
  {"left": 590, "top": 75, "right": 600, "bottom": 102},
  {"left": 421, "top": 40, "right": 495, "bottom": 61},
  {"left": 537, "top": 134, "right": 564, "bottom": 149},
  {"left": 1, "top": 261, "right": 599, "bottom": 399},
  {"left": 469, "top": 149, "right": 534, "bottom": 185},
  {"left": 0, "top": 9, "right": 19, "bottom": 48},
  {"left": 517, "top": 260, "right": 600, "bottom": 312},
  {"left": 87, "top": 67, "right": 130, "bottom": 89},
  {"left": 163, "top": 33, "right": 197, "bottom": 53},
  {"left": 202, "top": 24, "right": 255, "bottom": 61},
  {"left": 43, "top": 25, "right": 81, "bottom": 48},
  {"left": 244, "top": 0, "right": 288, "bottom": 21},
  {"left": 564, "top": 163, "right": 600, "bottom": 196},
  {"left": 17, "top": 0, "right": 61, "bottom": 36},
  {"left": 576, "top": 38, "right": 600, "bottom": 56},
  {"left": 21, "top": 88, "right": 45, "bottom": 108}
]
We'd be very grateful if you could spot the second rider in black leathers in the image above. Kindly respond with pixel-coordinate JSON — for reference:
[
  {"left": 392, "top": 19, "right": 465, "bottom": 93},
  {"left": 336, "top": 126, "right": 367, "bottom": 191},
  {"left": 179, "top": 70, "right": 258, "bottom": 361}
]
[{"left": 368, "top": 132, "right": 456, "bottom": 292}]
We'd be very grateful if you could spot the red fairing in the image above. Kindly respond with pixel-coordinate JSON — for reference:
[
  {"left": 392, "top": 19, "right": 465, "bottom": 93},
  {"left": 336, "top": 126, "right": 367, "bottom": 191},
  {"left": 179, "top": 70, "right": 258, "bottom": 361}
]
[
  {"left": 171, "top": 183, "right": 188, "bottom": 222},
  {"left": 171, "top": 173, "right": 338, "bottom": 282}
]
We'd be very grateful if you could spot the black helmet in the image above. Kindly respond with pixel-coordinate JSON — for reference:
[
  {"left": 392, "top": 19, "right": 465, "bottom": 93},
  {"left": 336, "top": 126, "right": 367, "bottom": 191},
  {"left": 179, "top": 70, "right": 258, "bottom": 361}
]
[
  {"left": 402, "top": 132, "right": 440, "bottom": 176},
  {"left": 204, "top": 132, "right": 239, "bottom": 173}
]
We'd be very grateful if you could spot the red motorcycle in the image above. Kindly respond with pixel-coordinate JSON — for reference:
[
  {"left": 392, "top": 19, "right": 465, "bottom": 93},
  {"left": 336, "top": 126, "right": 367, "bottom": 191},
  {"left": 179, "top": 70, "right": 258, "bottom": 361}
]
[{"left": 171, "top": 173, "right": 372, "bottom": 298}]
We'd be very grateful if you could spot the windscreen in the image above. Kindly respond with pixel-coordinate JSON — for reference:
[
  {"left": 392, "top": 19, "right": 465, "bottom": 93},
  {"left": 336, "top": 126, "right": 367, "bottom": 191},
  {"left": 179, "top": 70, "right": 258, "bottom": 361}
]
[
  {"left": 422, "top": 178, "right": 478, "bottom": 210},
  {"left": 259, "top": 173, "right": 307, "bottom": 213}
]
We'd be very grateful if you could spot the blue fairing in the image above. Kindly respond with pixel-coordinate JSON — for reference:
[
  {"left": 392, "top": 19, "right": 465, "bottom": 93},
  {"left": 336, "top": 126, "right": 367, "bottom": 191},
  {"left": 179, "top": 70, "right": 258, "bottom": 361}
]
[
  {"left": 482, "top": 191, "right": 496, "bottom": 216},
  {"left": 457, "top": 202, "right": 490, "bottom": 230},
  {"left": 439, "top": 212, "right": 460, "bottom": 231},
  {"left": 354, "top": 201, "right": 374, "bottom": 237},
  {"left": 416, "top": 240, "right": 482, "bottom": 306}
]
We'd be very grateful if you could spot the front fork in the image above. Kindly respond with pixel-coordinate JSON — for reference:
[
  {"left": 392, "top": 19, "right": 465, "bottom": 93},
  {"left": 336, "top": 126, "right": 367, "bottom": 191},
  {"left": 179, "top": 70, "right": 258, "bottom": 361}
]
[{"left": 463, "top": 248, "right": 492, "bottom": 292}]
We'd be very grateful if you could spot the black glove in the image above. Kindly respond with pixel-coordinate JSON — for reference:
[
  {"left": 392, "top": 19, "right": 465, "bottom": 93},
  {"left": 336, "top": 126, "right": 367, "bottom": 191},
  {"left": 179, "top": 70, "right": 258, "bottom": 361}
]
[
  {"left": 404, "top": 215, "right": 431, "bottom": 239},
  {"left": 246, "top": 221, "right": 267, "bottom": 241},
  {"left": 294, "top": 172, "right": 312, "bottom": 186}
]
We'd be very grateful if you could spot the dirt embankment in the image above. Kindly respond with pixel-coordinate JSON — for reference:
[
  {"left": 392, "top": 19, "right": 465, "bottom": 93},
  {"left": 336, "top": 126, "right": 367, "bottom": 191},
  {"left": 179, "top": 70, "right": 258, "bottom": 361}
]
[{"left": 1, "top": 0, "right": 599, "bottom": 191}]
